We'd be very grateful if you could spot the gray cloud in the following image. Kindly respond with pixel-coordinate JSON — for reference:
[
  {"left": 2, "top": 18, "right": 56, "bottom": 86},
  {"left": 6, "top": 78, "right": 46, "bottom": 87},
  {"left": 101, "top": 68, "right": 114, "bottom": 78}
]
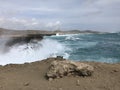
[{"left": 0, "top": 0, "right": 120, "bottom": 32}]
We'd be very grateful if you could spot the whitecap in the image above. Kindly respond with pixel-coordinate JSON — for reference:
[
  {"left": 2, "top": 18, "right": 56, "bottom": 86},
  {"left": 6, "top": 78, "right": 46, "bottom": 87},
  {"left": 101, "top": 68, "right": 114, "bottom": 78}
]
[{"left": 0, "top": 39, "right": 68, "bottom": 65}]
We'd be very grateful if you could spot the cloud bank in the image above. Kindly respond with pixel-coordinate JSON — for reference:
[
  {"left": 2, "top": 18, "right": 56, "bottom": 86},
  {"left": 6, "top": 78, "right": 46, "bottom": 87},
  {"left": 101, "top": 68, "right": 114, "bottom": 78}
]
[{"left": 0, "top": 0, "right": 120, "bottom": 32}]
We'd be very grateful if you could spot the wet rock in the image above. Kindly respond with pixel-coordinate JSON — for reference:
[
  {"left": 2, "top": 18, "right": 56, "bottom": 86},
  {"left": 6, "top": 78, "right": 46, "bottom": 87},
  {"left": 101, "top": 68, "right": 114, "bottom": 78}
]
[
  {"left": 56, "top": 56, "right": 63, "bottom": 60},
  {"left": 46, "top": 60, "right": 94, "bottom": 80},
  {"left": 5, "top": 34, "right": 43, "bottom": 47}
]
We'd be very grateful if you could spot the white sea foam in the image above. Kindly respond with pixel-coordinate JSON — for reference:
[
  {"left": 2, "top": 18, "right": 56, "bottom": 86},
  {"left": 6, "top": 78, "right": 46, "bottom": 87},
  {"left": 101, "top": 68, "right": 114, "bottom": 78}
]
[
  {"left": 0, "top": 39, "right": 68, "bottom": 65},
  {"left": 52, "top": 33, "right": 80, "bottom": 37},
  {"left": 65, "top": 36, "right": 81, "bottom": 41}
]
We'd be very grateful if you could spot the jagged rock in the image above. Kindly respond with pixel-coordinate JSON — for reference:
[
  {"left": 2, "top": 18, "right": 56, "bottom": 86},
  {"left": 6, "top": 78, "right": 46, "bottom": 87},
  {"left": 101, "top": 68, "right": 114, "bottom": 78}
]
[
  {"left": 46, "top": 60, "right": 94, "bottom": 80},
  {"left": 5, "top": 34, "right": 43, "bottom": 46}
]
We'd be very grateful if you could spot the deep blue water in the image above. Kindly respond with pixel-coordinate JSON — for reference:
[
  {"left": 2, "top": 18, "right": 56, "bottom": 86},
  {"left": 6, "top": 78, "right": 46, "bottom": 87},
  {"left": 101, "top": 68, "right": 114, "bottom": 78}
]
[{"left": 46, "top": 33, "right": 120, "bottom": 63}]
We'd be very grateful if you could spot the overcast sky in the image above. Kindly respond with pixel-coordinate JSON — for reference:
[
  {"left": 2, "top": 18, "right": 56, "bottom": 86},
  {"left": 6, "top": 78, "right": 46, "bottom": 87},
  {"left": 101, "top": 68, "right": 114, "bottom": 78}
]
[{"left": 0, "top": 0, "right": 120, "bottom": 32}]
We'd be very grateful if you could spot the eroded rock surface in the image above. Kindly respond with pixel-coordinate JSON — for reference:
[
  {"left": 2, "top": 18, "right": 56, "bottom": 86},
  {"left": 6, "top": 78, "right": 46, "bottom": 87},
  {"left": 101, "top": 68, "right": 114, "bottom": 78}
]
[{"left": 46, "top": 60, "right": 94, "bottom": 80}]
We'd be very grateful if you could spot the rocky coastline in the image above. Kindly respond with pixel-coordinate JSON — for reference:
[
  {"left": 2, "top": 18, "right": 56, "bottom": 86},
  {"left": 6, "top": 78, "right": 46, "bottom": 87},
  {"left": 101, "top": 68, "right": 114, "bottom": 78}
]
[
  {"left": 0, "top": 28, "right": 103, "bottom": 47},
  {"left": 0, "top": 28, "right": 119, "bottom": 90},
  {"left": 0, "top": 57, "right": 120, "bottom": 90}
]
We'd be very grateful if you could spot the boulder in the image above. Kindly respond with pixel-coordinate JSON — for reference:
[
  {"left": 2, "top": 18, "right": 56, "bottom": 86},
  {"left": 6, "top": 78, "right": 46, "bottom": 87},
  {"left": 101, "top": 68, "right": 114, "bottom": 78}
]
[
  {"left": 5, "top": 34, "right": 43, "bottom": 46},
  {"left": 46, "top": 60, "right": 94, "bottom": 80}
]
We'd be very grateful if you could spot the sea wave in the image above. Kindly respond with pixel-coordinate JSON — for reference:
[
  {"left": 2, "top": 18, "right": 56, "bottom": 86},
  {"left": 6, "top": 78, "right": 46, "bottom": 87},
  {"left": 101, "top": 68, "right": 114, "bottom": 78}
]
[
  {"left": 48, "top": 33, "right": 120, "bottom": 63},
  {"left": 0, "top": 32, "right": 120, "bottom": 65},
  {"left": 0, "top": 38, "right": 69, "bottom": 65}
]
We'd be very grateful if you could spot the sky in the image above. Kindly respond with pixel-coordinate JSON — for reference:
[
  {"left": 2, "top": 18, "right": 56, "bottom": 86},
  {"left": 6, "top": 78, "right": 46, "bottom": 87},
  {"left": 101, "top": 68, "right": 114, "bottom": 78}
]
[{"left": 0, "top": 0, "right": 120, "bottom": 32}]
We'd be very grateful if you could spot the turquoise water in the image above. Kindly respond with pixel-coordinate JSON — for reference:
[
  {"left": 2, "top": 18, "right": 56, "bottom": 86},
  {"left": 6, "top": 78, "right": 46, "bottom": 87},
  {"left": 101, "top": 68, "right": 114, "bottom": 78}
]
[
  {"left": 46, "top": 33, "right": 120, "bottom": 63},
  {"left": 0, "top": 32, "right": 120, "bottom": 65}
]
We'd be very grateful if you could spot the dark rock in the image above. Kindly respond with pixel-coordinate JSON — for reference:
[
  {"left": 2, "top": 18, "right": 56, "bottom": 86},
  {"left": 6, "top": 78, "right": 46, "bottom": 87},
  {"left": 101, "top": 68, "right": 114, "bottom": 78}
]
[
  {"left": 56, "top": 56, "right": 63, "bottom": 60},
  {"left": 5, "top": 34, "right": 43, "bottom": 46}
]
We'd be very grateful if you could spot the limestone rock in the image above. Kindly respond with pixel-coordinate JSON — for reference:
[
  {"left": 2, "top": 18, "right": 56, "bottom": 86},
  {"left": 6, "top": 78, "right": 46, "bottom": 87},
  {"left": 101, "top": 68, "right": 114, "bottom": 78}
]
[{"left": 46, "top": 60, "right": 94, "bottom": 80}]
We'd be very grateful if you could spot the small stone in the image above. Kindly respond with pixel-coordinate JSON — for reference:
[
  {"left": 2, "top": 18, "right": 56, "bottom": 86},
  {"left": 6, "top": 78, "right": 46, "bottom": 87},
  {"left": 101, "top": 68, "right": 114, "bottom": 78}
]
[
  {"left": 113, "top": 69, "right": 119, "bottom": 72},
  {"left": 56, "top": 56, "right": 63, "bottom": 60},
  {"left": 49, "top": 87, "right": 57, "bottom": 90},
  {"left": 24, "top": 82, "right": 30, "bottom": 86},
  {"left": 84, "top": 86, "right": 87, "bottom": 90},
  {"left": 49, "top": 78, "right": 53, "bottom": 81},
  {"left": 58, "top": 88, "right": 63, "bottom": 90},
  {"left": 76, "top": 80, "right": 80, "bottom": 86},
  {"left": 0, "top": 85, "right": 2, "bottom": 88}
]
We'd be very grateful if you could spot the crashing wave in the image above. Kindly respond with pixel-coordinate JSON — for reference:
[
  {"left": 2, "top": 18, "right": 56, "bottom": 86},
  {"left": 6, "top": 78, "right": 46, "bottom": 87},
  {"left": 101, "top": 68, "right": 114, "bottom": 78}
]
[{"left": 0, "top": 38, "right": 69, "bottom": 65}]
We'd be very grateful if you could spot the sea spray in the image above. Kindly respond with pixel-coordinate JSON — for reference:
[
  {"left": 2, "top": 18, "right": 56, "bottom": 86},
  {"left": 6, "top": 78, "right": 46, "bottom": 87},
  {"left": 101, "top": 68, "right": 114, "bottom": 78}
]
[
  {"left": 0, "top": 33, "right": 120, "bottom": 65},
  {"left": 0, "top": 38, "right": 69, "bottom": 65}
]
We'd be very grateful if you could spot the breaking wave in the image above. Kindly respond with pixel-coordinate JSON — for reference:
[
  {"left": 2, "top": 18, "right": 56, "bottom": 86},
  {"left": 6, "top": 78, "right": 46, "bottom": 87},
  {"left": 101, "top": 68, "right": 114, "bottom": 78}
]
[
  {"left": 0, "top": 32, "right": 120, "bottom": 65},
  {"left": 48, "top": 33, "right": 120, "bottom": 63},
  {"left": 0, "top": 38, "right": 69, "bottom": 65}
]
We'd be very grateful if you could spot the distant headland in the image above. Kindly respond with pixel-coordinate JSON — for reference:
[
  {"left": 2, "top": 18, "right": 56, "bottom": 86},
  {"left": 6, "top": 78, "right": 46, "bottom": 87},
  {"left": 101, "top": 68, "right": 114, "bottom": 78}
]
[
  {"left": 0, "top": 28, "right": 106, "bottom": 46},
  {"left": 0, "top": 28, "right": 104, "bottom": 36}
]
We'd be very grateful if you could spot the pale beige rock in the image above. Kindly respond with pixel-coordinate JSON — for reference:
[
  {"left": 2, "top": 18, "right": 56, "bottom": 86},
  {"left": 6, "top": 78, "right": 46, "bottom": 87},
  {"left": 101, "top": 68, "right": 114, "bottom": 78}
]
[{"left": 46, "top": 60, "right": 94, "bottom": 80}]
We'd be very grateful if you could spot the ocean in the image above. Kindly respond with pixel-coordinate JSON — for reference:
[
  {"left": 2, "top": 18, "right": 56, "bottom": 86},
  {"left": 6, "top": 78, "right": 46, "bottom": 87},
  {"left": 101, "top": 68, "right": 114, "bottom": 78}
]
[
  {"left": 0, "top": 32, "right": 120, "bottom": 65},
  {"left": 46, "top": 32, "right": 120, "bottom": 63}
]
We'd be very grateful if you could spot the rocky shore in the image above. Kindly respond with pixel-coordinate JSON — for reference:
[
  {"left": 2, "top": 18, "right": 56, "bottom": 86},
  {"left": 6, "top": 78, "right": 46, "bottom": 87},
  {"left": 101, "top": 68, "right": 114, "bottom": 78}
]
[
  {"left": 0, "top": 28, "right": 119, "bottom": 90},
  {"left": 0, "top": 57, "right": 120, "bottom": 90}
]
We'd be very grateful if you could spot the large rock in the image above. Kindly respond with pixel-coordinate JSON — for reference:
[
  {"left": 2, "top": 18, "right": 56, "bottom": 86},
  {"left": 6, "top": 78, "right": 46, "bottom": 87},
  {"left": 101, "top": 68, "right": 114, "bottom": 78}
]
[
  {"left": 5, "top": 34, "right": 43, "bottom": 46},
  {"left": 46, "top": 60, "right": 94, "bottom": 80}
]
